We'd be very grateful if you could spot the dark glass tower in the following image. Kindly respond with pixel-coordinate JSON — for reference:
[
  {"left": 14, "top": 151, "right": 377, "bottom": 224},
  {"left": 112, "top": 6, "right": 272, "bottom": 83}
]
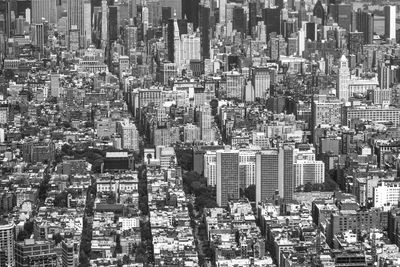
[
  {"left": 108, "top": 5, "right": 118, "bottom": 42},
  {"left": 199, "top": 4, "right": 210, "bottom": 59},
  {"left": 263, "top": 7, "right": 281, "bottom": 40},
  {"left": 313, "top": 0, "right": 325, "bottom": 25},
  {"left": 182, "top": 0, "right": 200, "bottom": 30},
  {"left": 232, "top": 6, "right": 245, "bottom": 34},
  {"left": 248, "top": 1, "right": 257, "bottom": 35}
]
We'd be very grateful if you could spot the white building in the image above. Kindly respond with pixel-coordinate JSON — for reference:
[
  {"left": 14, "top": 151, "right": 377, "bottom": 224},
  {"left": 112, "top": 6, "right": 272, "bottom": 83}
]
[
  {"left": 294, "top": 160, "right": 325, "bottom": 188},
  {"left": 336, "top": 54, "right": 350, "bottom": 102},
  {"left": 384, "top": 6, "right": 396, "bottom": 40},
  {"left": 0, "top": 222, "right": 15, "bottom": 267},
  {"left": 117, "top": 120, "right": 139, "bottom": 151},
  {"left": 118, "top": 217, "right": 140, "bottom": 231},
  {"left": 199, "top": 104, "right": 214, "bottom": 143},
  {"left": 239, "top": 150, "right": 256, "bottom": 188},
  {"left": 175, "top": 34, "right": 201, "bottom": 71},
  {"left": 204, "top": 151, "right": 217, "bottom": 186},
  {"left": 374, "top": 181, "right": 400, "bottom": 210}
]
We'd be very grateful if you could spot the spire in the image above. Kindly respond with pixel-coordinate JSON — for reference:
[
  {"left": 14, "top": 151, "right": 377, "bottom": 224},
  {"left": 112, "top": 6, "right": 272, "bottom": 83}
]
[{"left": 173, "top": 9, "right": 180, "bottom": 39}]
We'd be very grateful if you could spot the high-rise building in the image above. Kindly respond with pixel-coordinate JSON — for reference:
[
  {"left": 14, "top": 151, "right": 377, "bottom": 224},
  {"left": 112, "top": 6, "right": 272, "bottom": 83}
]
[
  {"left": 294, "top": 159, "right": 325, "bottom": 188},
  {"left": 374, "top": 181, "right": 400, "bottom": 210},
  {"left": 101, "top": 0, "right": 108, "bottom": 48},
  {"left": 33, "top": 23, "right": 44, "bottom": 51},
  {"left": 226, "top": 71, "right": 244, "bottom": 99},
  {"left": 219, "top": 0, "right": 226, "bottom": 24},
  {"left": 182, "top": 0, "right": 199, "bottom": 29},
  {"left": 117, "top": 120, "right": 139, "bottom": 151},
  {"left": 15, "top": 239, "right": 57, "bottom": 267},
  {"left": 354, "top": 9, "right": 374, "bottom": 44},
  {"left": 126, "top": 24, "right": 137, "bottom": 50},
  {"left": 160, "top": 0, "right": 181, "bottom": 19},
  {"left": 298, "top": 0, "right": 307, "bottom": 28},
  {"left": 330, "top": 3, "right": 352, "bottom": 31},
  {"left": 385, "top": 5, "right": 396, "bottom": 40},
  {"left": 108, "top": 5, "right": 119, "bottom": 42},
  {"left": 128, "top": 0, "right": 138, "bottom": 19},
  {"left": 67, "top": 0, "right": 85, "bottom": 48},
  {"left": 183, "top": 124, "right": 201, "bottom": 143},
  {"left": 239, "top": 150, "right": 256, "bottom": 189},
  {"left": 50, "top": 74, "right": 61, "bottom": 98},
  {"left": 313, "top": 0, "right": 325, "bottom": 25},
  {"left": 167, "top": 15, "right": 188, "bottom": 63},
  {"left": 256, "top": 146, "right": 295, "bottom": 203},
  {"left": 199, "top": 104, "right": 214, "bottom": 142},
  {"left": 378, "top": 62, "right": 391, "bottom": 90},
  {"left": 311, "top": 95, "right": 343, "bottom": 131},
  {"left": 306, "top": 22, "right": 317, "bottom": 41},
  {"left": 336, "top": 55, "right": 350, "bottom": 102},
  {"left": 343, "top": 104, "right": 400, "bottom": 128},
  {"left": 216, "top": 150, "right": 240, "bottom": 206},
  {"left": 252, "top": 67, "right": 271, "bottom": 99},
  {"left": 204, "top": 151, "right": 217, "bottom": 186},
  {"left": 162, "top": 6, "right": 172, "bottom": 25},
  {"left": 248, "top": 1, "right": 257, "bottom": 35},
  {"left": 32, "top": 0, "right": 56, "bottom": 24},
  {"left": 62, "top": 240, "right": 78, "bottom": 267},
  {"left": 232, "top": 6, "right": 245, "bottom": 34},
  {"left": 199, "top": 4, "right": 210, "bottom": 59},
  {"left": 15, "top": 16, "right": 24, "bottom": 35},
  {"left": 263, "top": 7, "right": 281, "bottom": 40},
  {"left": 348, "top": 31, "right": 364, "bottom": 54},
  {"left": 298, "top": 28, "right": 305, "bottom": 56},
  {"left": 0, "top": 222, "right": 15, "bottom": 267},
  {"left": 83, "top": 0, "right": 92, "bottom": 47},
  {"left": 16, "top": 0, "right": 31, "bottom": 19}
]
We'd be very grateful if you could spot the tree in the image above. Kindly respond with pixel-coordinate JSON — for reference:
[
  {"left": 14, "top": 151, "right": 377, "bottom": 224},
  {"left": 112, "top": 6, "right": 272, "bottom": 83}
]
[
  {"left": 53, "top": 191, "right": 68, "bottom": 207},
  {"left": 53, "top": 233, "right": 64, "bottom": 245},
  {"left": 17, "top": 230, "right": 30, "bottom": 241},
  {"left": 210, "top": 99, "right": 219, "bottom": 116},
  {"left": 135, "top": 242, "right": 146, "bottom": 263},
  {"left": 304, "top": 182, "right": 313, "bottom": 192},
  {"left": 244, "top": 185, "right": 256, "bottom": 202}
]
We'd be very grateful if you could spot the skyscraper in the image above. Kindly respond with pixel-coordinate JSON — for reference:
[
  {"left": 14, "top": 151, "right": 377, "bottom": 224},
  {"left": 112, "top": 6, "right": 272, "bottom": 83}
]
[
  {"left": 385, "top": 5, "right": 396, "bottom": 40},
  {"left": 0, "top": 222, "right": 15, "bottom": 267},
  {"left": 32, "top": 0, "right": 56, "bottom": 24},
  {"left": 354, "top": 9, "right": 374, "bottom": 44},
  {"left": 182, "top": 0, "right": 199, "bottom": 30},
  {"left": 160, "top": 0, "right": 181, "bottom": 19},
  {"left": 298, "top": 0, "right": 306, "bottom": 28},
  {"left": 252, "top": 67, "right": 271, "bottom": 99},
  {"left": 306, "top": 22, "right": 317, "bottom": 41},
  {"left": 256, "top": 146, "right": 295, "bottom": 203},
  {"left": 199, "top": 104, "right": 214, "bottom": 142},
  {"left": 128, "top": 0, "right": 138, "bottom": 19},
  {"left": 101, "top": 0, "right": 108, "bottom": 48},
  {"left": 199, "top": 4, "right": 210, "bottom": 59},
  {"left": 248, "top": 1, "right": 257, "bottom": 35},
  {"left": 108, "top": 5, "right": 119, "bottom": 42},
  {"left": 216, "top": 150, "right": 240, "bottom": 206},
  {"left": 219, "top": 0, "right": 226, "bottom": 24},
  {"left": 263, "top": 7, "right": 281, "bottom": 40},
  {"left": 331, "top": 3, "right": 352, "bottom": 31},
  {"left": 232, "top": 6, "right": 245, "bottom": 34},
  {"left": 33, "top": 23, "right": 45, "bottom": 51},
  {"left": 313, "top": 0, "right": 325, "bottom": 25},
  {"left": 117, "top": 121, "right": 139, "bottom": 151},
  {"left": 204, "top": 151, "right": 217, "bottom": 186},
  {"left": 83, "top": 0, "right": 92, "bottom": 47},
  {"left": 337, "top": 55, "right": 350, "bottom": 102},
  {"left": 67, "top": 0, "right": 85, "bottom": 48}
]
